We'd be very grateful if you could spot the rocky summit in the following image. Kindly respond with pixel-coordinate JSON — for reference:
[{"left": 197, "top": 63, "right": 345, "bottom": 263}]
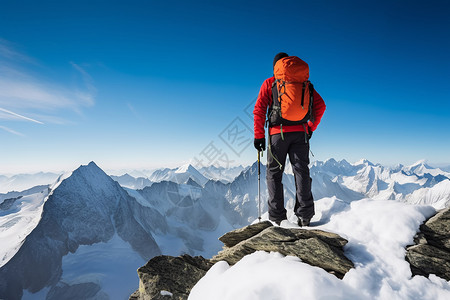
[
  {"left": 130, "top": 222, "right": 354, "bottom": 299},
  {"left": 212, "top": 221, "right": 354, "bottom": 279},
  {"left": 406, "top": 207, "right": 450, "bottom": 280}
]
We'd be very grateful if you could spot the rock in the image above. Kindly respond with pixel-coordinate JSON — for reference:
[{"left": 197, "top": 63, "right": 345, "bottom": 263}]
[
  {"left": 130, "top": 255, "right": 212, "bottom": 300},
  {"left": 131, "top": 223, "right": 355, "bottom": 299},
  {"left": 212, "top": 225, "right": 353, "bottom": 279},
  {"left": 218, "top": 221, "right": 273, "bottom": 247},
  {"left": 406, "top": 207, "right": 450, "bottom": 281},
  {"left": 419, "top": 208, "right": 450, "bottom": 251},
  {"left": 0, "top": 196, "right": 22, "bottom": 210},
  {"left": 406, "top": 244, "right": 450, "bottom": 280}
]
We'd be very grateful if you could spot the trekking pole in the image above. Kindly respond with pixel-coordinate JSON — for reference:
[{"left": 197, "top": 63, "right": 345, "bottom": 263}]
[{"left": 257, "top": 150, "right": 261, "bottom": 222}]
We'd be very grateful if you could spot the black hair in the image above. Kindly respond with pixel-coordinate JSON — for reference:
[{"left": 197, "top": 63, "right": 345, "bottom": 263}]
[{"left": 273, "top": 52, "right": 289, "bottom": 68}]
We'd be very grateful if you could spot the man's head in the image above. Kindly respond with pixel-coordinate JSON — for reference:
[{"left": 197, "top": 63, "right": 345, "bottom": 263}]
[{"left": 273, "top": 52, "right": 289, "bottom": 68}]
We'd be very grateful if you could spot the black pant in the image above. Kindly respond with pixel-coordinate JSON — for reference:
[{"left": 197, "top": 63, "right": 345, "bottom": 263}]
[{"left": 267, "top": 131, "right": 314, "bottom": 222}]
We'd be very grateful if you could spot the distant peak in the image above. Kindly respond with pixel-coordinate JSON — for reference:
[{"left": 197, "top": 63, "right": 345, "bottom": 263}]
[
  {"left": 354, "top": 159, "right": 374, "bottom": 166},
  {"left": 339, "top": 159, "right": 350, "bottom": 164},
  {"left": 410, "top": 159, "right": 428, "bottom": 167},
  {"left": 176, "top": 163, "right": 197, "bottom": 173},
  {"left": 324, "top": 158, "right": 337, "bottom": 164}
]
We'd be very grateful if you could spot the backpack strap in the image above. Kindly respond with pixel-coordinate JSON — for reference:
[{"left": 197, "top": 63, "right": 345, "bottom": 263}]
[
  {"left": 309, "top": 82, "right": 315, "bottom": 124},
  {"left": 301, "top": 82, "right": 306, "bottom": 109},
  {"left": 267, "top": 80, "right": 280, "bottom": 128}
]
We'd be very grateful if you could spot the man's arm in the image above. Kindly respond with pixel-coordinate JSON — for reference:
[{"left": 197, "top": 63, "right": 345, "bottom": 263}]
[
  {"left": 308, "top": 89, "right": 326, "bottom": 132},
  {"left": 253, "top": 78, "right": 272, "bottom": 139}
]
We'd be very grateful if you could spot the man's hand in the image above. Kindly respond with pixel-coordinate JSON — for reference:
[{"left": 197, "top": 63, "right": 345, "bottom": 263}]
[
  {"left": 307, "top": 125, "right": 313, "bottom": 140},
  {"left": 254, "top": 138, "right": 266, "bottom": 151}
]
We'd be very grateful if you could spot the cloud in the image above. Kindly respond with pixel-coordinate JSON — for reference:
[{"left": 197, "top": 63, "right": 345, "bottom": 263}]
[
  {"left": 0, "top": 107, "right": 44, "bottom": 124},
  {"left": 0, "top": 38, "right": 36, "bottom": 64},
  {"left": 0, "top": 125, "right": 25, "bottom": 137},
  {"left": 0, "top": 38, "right": 96, "bottom": 125},
  {"left": 127, "top": 102, "right": 146, "bottom": 123}
]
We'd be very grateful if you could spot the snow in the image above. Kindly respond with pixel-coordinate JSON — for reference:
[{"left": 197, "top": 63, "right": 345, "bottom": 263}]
[
  {"left": 190, "top": 198, "right": 450, "bottom": 300},
  {"left": 0, "top": 172, "right": 71, "bottom": 268},
  {"left": 160, "top": 290, "right": 173, "bottom": 297},
  {"left": 58, "top": 234, "right": 145, "bottom": 300},
  {"left": 148, "top": 164, "right": 208, "bottom": 186},
  {"left": 198, "top": 165, "right": 246, "bottom": 183},
  {"left": 2, "top": 159, "right": 450, "bottom": 299},
  {"left": 190, "top": 252, "right": 362, "bottom": 300},
  {"left": 0, "top": 189, "right": 48, "bottom": 267}
]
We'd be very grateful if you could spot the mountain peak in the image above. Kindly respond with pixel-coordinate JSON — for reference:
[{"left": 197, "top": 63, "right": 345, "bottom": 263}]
[
  {"left": 324, "top": 158, "right": 338, "bottom": 165},
  {"left": 354, "top": 159, "right": 374, "bottom": 166},
  {"left": 88, "top": 161, "right": 99, "bottom": 168},
  {"left": 410, "top": 159, "right": 430, "bottom": 168},
  {"left": 71, "top": 161, "right": 112, "bottom": 185},
  {"left": 175, "top": 163, "right": 197, "bottom": 174}
]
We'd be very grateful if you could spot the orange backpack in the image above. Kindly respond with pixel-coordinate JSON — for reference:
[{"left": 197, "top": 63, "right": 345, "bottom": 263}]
[{"left": 268, "top": 56, "right": 314, "bottom": 127}]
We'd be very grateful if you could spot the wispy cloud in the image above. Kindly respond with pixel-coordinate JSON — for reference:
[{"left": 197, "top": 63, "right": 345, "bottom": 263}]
[
  {"left": 0, "top": 107, "right": 44, "bottom": 124},
  {"left": 0, "top": 38, "right": 96, "bottom": 129},
  {"left": 0, "top": 38, "right": 36, "bottom": 64},
  {"left": 127, "top": 102, "right": 146, "bottom": 123},
  {"left": 0, "top": 125, "right": 25, "bottom": 137}
]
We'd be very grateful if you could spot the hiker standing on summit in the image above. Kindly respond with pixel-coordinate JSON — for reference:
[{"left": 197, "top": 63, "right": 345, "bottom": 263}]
[{"left": 253, "top": 52, "right": 326, "bottom": 226}]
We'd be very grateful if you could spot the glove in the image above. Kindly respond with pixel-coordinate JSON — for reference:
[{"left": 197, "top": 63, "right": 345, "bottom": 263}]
[
  {"left": 254, "top": 138, "right": 266, "bottom": 152},
  {"left": 307, "top": 125, "right": 313, "bottom": 140}
]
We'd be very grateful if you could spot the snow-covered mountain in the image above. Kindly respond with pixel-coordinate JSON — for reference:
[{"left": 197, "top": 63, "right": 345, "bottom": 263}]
[
  {"left": 0, "top": 162, "right": 241, "bottom": 299},
  {"left": 110, "top": 173, "right": 153, "bottom": 189},
  {"left": 110, "top": 164, "right": 246, "bottom": 190},
  {"left": 198, "top": 165, "right": 247, "bottom": 183},
  {"left": 0, "top": 172, "right": 60, "bottom": 193},
  {"left": 1, "top": 158, "right": 449, "bottom": 299},
  {"left": 0, "top": 162, "right": 162, "bottom": 300},
  {"left": 310, "top": 158, "right": 450, "bottom": 209},
  {"left": 148, "top": 164, "right": 209, "bottom": 186},
  {"left": 189, "top": 159, "right": 450, "bottom": 300}
]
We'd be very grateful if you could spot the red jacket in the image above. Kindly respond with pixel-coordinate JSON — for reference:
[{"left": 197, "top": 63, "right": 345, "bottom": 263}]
[{"left": 253, "top": 76, "right": 326, "bottom": 139}]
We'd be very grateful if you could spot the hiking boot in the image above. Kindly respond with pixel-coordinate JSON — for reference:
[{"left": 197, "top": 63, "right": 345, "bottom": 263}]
[
  {"left": 297, "top": 218, "right": 310, "bottom": 227},
  {"left": 272, "top": 219, "right": 286, "bottom": 226}
]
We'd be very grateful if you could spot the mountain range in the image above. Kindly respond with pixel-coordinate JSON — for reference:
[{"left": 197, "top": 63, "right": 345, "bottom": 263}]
[{"left": 0, "top": 159, "right": 449, "bottom": 299}]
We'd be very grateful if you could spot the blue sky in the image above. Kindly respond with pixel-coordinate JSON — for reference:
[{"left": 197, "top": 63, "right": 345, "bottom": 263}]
[{"left": 0, "top": 0, "right": 449, "bottom": 173}]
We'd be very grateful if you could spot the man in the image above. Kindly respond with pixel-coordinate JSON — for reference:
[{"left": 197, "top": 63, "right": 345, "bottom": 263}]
[{"left": 253, "top": 52, "right": 326, "bottom": 226}]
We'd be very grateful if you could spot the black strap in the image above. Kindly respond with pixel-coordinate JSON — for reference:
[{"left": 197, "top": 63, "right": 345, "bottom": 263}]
[
  {"left": 309, "top": 82, "right": 315, "bottom": 123},
  {"left": 301, "top": 82, "right": 305, "bottom": 108}
]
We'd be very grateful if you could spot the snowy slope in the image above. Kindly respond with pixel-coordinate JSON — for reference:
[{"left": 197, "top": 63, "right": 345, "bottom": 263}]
[
  {"left": 130, "top": 179, "right": 238, "bottom": 257},
  {"left": 0, "top": 173, "right": 71, "bottom": 268},
  {"left": 0, "top": 187, "right": 49, "bottom": 268},
  {"left": 190, "top": 199, "right": 450, "bottom": 300}
]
